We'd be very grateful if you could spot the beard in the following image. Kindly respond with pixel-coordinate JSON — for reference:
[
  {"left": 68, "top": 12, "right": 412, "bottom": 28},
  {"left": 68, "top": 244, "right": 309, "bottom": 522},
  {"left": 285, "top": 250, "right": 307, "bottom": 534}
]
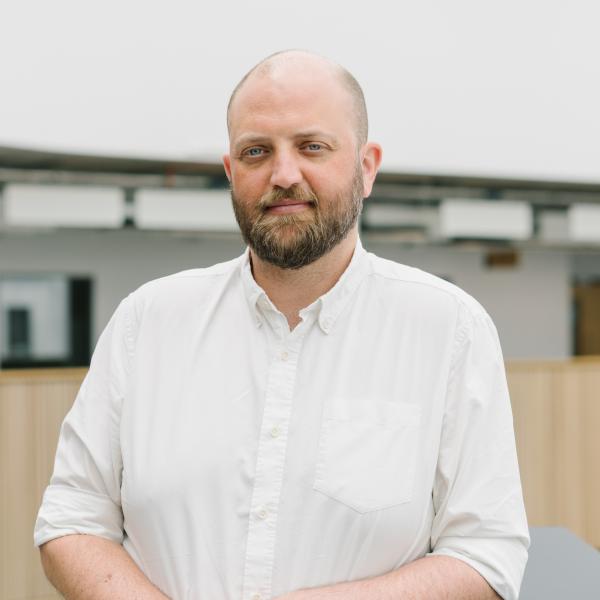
[{"left": 231, "top": 163, "right": 364, "bottom": 270}]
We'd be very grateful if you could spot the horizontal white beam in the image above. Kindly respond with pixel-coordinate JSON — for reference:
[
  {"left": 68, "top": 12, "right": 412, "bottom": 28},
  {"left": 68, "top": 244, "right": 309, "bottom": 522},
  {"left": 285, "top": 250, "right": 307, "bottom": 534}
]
[
  {"left": 439, "top": 198, "right": 533, "bottom": 240},
  {"left": 363, "top": 204, "right": 438, "bottom": 231},
  {"left": 4, "top": 184, "right": 124, "bottom": 228},
  {"left": 134, "top": 189, "right": 238, "bottom": 231},
  {"left": 568, "top": 204, "right": 600, "bottom": 243}
]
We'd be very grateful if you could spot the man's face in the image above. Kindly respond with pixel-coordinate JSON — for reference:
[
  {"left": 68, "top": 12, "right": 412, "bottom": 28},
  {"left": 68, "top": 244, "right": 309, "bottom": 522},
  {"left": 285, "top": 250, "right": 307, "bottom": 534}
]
[{"left": 224, "top": 65, "right": 367, "bottom": 269}]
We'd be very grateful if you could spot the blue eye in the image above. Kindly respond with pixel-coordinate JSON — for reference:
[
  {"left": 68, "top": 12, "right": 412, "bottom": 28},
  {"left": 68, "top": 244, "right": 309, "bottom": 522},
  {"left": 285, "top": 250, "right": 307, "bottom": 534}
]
[
  {"left": 305, "top": 143, "right": 322, "bottom": 152},
  {"left": 245, "top": 147, "right": 264, "bottom": 157}
]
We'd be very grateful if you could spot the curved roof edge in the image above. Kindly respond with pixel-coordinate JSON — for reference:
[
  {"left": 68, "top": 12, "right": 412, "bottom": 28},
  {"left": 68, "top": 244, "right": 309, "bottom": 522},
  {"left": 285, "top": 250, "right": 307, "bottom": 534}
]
[{"left": 0, "top": 145, "right": 225, "bottom": 177}]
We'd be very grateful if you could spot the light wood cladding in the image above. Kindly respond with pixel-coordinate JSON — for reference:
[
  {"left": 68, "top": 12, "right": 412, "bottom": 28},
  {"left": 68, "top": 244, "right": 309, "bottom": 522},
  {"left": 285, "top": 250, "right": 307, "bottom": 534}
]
[
  {"left": 1, "top": 369, "right": 85, "bottom": 600},
  {"left": 1, "top": 361, "right": 599, "bottom": 598},
  {"left": 506, "top": 358, "right": 600, "bottom": 548}
]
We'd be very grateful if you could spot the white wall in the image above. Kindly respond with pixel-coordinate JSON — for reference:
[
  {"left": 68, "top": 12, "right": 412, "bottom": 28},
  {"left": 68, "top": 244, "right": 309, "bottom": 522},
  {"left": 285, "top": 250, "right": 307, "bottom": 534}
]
[{"left": 0, "top": 229, "right": 571, "bottom": 359}]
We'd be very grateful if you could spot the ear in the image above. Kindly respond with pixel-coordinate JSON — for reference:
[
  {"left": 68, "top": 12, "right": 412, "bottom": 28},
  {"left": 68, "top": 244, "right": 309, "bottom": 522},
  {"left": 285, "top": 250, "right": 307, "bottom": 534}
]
[
  {"left": 360, "top": 142, "right": 382, "bottom": 198},
  {"left": 223, "top": 154, "right": 232, "bottom": 182}
]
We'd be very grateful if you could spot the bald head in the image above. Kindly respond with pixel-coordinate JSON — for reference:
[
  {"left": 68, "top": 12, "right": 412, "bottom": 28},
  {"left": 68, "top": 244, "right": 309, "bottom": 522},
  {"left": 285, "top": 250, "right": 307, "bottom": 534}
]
[{"left": 227, "top": 50, "right": 368, "bottom": 145}]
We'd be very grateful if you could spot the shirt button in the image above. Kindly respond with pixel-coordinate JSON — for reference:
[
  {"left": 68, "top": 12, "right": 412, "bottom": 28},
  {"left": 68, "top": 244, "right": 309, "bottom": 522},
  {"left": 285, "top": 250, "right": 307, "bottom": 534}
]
[
  {"left": 251, "top": 594, "right": 262, "bottom": 600},
  {"left": 270, "top": 425, "right": 281, "bottom": 438},
  {"left": 257, "top": 507, "right": 268, "bottom": 520},
  {"left": 280, "top": 350, "right": 289, "bottom": 361}
]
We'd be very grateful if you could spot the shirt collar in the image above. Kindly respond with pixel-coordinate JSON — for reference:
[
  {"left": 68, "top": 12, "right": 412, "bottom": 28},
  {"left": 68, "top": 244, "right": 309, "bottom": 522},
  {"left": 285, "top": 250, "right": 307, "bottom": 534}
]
[{"left": 240, "top": 237, "right": 371, "bottom": 334}]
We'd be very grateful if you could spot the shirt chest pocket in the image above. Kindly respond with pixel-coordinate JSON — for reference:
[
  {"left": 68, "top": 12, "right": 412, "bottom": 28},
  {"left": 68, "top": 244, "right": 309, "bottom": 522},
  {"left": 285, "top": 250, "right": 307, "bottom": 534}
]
[{"left": 313, "top": 399, "right": 421, "bottom": 513}]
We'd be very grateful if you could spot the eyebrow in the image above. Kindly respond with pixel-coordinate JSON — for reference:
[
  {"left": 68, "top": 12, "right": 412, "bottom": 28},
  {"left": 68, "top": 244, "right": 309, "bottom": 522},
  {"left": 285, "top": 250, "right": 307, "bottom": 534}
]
[
  {"left": 293, "top": 130, "right": 339, "bottom": 144},
  {"left": 233, "top": 134, "right": 270, "bottom": 150}
]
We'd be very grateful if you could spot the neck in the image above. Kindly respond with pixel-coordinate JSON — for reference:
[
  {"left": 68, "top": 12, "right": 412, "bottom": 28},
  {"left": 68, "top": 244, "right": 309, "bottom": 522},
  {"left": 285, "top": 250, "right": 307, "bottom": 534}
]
[{"left": 250, "top": 229, "right": 358, "bottom": 330}]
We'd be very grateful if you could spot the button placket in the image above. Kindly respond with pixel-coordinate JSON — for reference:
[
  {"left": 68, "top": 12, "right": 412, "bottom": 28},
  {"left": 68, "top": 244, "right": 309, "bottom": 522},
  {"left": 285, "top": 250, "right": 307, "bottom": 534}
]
[{"left": 241, "top": 334, "right": 304, "bottom": 600}]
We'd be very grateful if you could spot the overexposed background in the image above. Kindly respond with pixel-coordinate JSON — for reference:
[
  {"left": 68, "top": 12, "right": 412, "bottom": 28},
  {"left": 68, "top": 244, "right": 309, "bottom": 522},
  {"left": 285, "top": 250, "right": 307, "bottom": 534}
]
[{"left": 1, "top": 0, "right": 599, "bottom": 182}]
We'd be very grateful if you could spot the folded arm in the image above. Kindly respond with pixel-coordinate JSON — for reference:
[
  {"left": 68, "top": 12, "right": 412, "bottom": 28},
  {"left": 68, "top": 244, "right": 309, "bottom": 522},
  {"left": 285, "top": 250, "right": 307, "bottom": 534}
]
[
  {"left": 277, "top": 554, "right": 499, "bottom": 599},
  {"left": 40, "top": 534, "right": 168, "bottom": 600}
]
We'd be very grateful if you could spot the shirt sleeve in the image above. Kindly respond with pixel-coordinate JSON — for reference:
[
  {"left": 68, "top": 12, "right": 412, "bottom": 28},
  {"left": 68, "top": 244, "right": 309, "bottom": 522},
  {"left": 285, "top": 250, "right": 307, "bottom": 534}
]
[
  {"left": 34, "top": 295, "right": 133, "bottom": 547},
  {"left": 427, "top": 302, "right": 530, "bottom": 600}
]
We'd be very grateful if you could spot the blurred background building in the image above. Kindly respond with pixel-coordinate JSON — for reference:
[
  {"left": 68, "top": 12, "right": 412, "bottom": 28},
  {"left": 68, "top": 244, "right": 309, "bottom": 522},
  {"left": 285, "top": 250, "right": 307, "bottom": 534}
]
[{"left": 1, "top": 144, "right": 599, "bottom": 368}]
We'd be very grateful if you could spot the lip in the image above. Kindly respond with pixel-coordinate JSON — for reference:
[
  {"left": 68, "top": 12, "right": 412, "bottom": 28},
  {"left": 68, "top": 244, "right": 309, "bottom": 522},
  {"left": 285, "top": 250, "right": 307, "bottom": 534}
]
[{"left": 265, "top": 200, "right": 313, "bottom": 214}]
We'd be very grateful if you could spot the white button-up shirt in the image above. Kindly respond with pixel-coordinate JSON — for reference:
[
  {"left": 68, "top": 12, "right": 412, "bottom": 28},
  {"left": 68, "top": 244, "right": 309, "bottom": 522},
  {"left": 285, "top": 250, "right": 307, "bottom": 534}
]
[{"left": 34, "top": 239, "right": 529, "bottom": 600}]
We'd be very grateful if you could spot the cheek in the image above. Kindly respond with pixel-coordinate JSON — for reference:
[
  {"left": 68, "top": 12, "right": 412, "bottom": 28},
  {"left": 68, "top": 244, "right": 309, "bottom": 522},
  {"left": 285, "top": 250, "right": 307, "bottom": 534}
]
[
  {"left": 232, "top": 169, "right": 270, "bottom": 200},
  {"left": 306, "top": 165, "right": 355, "bottom": 199}
]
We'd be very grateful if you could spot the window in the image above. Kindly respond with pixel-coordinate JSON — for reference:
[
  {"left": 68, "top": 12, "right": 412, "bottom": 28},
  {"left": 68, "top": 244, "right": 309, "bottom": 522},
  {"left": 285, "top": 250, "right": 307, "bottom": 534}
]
[{"left": 0, "top": 275, "right": 92, "bottom": 369}]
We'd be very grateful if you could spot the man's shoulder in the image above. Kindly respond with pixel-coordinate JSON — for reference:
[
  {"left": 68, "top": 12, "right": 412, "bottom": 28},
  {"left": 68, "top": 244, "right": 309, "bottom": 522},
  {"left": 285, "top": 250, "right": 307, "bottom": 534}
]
[
  {"left": 127, "top": 255, "right": 243, "bottom": 309},
  {"left": 366, "top": 251, "right": 487, "bottom": 319}
]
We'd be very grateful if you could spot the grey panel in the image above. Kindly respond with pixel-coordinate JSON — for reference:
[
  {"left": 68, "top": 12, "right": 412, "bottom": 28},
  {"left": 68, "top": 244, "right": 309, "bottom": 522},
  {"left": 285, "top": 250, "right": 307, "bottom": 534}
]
[{"left": 520, "top": 527, "right": 600, "bottom": 599}]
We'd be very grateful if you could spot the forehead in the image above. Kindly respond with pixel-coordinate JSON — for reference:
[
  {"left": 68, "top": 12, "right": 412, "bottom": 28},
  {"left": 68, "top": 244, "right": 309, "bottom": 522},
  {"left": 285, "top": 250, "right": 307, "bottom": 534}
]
[{"left": 228, "top": 66, "right": 355, "bottom": 141}]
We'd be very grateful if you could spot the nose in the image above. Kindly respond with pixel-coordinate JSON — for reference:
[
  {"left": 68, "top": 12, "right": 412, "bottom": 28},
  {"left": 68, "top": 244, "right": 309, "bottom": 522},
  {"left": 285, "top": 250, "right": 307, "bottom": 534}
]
[{"left": 269, "top": 149, "right": 303, "bottom": 190}]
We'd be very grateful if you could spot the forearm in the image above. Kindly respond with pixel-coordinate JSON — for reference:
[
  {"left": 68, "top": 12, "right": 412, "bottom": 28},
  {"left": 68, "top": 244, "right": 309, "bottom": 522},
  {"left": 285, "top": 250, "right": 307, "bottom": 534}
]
[
  {"left": 40, "top": 534, "right": 169, "bottom": 600},
  {"left": 278, "top": 555, "right": 500, "bottom": 600}
]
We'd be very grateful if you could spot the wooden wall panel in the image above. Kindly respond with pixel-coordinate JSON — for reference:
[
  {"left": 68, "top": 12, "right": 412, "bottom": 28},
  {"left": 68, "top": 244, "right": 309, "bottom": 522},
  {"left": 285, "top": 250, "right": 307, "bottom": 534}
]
[
  {"left": 507, "top": 364, "right": 557, "bottom": 525},
  {"left": 506, "top": 359, "right": 600, "bottom": 547},
  {"left": 0, "top": 369, "right": 85, "bottom": 600},
  {"left": 1, "top": 361, "right": 599, "bottom": 598}
]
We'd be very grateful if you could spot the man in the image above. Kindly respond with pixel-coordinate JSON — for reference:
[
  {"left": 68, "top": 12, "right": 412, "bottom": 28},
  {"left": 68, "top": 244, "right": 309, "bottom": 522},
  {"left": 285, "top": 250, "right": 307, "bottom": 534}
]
[{"left": 35, "top": 50, "right": 529, "bottom": 599}]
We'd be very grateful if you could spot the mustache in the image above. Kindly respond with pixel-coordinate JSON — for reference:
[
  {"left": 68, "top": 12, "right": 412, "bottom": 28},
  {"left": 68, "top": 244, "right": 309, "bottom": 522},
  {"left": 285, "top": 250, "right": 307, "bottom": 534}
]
[{"left": 258, "top": 185, "right": 319, "bottom": 210}]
